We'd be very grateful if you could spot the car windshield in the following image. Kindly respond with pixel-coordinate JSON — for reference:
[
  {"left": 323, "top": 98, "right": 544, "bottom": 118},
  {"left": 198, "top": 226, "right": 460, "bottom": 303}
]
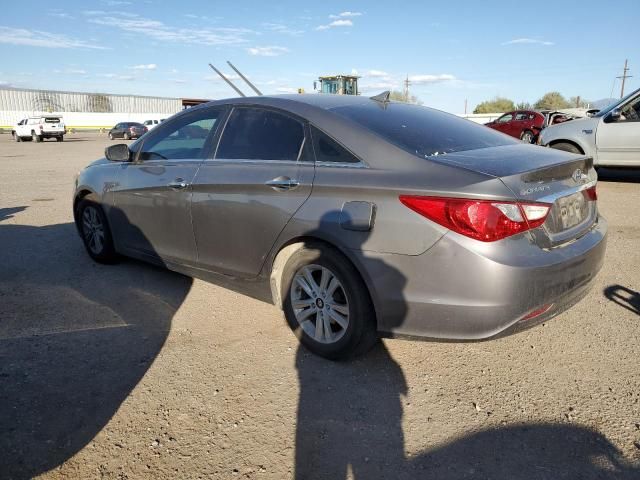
[
  {"left": 594, "top": 88, "right": 640, "bottom": 117},
  {"left": 330, "top": 102, "right": 515, "bottom": 158}
]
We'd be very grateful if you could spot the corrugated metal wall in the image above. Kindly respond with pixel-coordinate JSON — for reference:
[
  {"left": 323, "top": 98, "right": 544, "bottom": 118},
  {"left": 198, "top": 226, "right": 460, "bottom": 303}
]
[{"left": 0, "top": 87, "right": 183, "bottom": 128}]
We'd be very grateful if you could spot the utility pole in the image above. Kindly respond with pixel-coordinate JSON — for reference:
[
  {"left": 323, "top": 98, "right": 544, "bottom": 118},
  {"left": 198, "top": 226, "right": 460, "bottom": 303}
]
[
  {"left": 617, "top": 59, "right": 632, "bottom": 98},
  {"left": 464, "top": 98, "right": 468, "bottom": 114},
  {"left": 404, "top": 75, "right": 410, "bottom": 102},
  {"left": 575, "top": 95, "right": 580, "bottom": 108}
]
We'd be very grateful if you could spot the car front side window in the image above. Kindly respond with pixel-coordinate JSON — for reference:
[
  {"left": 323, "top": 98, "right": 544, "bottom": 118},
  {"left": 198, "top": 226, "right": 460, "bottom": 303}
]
[
  {"left": 620, "top": 96, "right": 640, "bottom": 122},
  {"left": 138, "top": 108, "right": 222, "bottom": 161},
  {"left": 497, "top": 114, "right": 513, "bottom": 123},
  {"left": 215, "top": 107, "right": 304, "bottom": 161}
]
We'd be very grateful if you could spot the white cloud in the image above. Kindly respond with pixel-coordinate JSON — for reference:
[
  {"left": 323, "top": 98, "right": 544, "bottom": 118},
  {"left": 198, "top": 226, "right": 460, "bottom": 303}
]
[
  {"left": 54, "top": 68, "right": 88, "bottom": 75},
  {"left": 316, "top": 19, "right": 353, "bottom": 30},
  {"left": 171, "top": 79, "right": 188, "bottom": 84},
  {"left": 0, "top": 26, "right": 106, "bottom": 49},
  {"left": 0, "top": 80, "right": 14, "bottom": 87},
  {"left": 409, "top": 74, "right": 456, "bottom": 84},
  {"left": 48, "top": 12, "right": 74, "bottom": 19},
  {"left": 502, "top": 38, "right": 554, "bottom": 46},
  {"left": 87, "top": 13, "right": 254, "bottom": 46},
  {"left": 366, "top": 69, "right": 389, "bottom": 78},
  {"left": 262, "top": 23, "right": 304, "bottom": 36},
  {"left": 103, "top": 0, "right": 132, "bottom": 6},
  {"left": 205, "top": 73, "right": 241, "bottom": 81},
  {"left": 131, "top": 63, "right": 157, "bottom": 70},
  {"left": 329, "top": 11, "right": 362, "bottom": 19},
  {"left": 247, "top": 45, "right": 289, "bottom": 56},
  {"left": 360, "top": 81, "right": 398, "bottom": 92},
  {"left": 97, "top": 73, "right": 134, "bottom": 80}
]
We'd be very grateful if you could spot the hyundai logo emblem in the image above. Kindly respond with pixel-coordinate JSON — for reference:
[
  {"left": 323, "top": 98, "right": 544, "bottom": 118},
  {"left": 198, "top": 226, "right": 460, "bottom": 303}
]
[{"left": 572, "top": 168, "right": 587, "bottom": 184}]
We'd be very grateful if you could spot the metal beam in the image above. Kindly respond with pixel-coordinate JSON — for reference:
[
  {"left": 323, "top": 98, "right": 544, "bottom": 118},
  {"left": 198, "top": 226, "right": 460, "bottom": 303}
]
[
  {"left": 227, "top": 61, "right": 263, "bottom": 96},
  {"left": 208, "top": 63, "right": 245, "bottom": 97}
]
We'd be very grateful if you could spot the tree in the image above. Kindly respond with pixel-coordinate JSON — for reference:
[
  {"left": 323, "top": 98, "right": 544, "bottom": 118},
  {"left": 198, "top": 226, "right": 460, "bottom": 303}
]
[
  {"left": 516, "top": 101, "right": 532, "bottom": 110},
  {"left": 534, "top": 92, "right": 571, "bottom": 110},
  {"left": 389, "top": 90, "right": 422, "bottom": 105},
  {"left": 569, "top": 96, "right": 591, "bottom": 108},
  {"left": 473, "top": 97, "right": 515, "bottom": 114}
]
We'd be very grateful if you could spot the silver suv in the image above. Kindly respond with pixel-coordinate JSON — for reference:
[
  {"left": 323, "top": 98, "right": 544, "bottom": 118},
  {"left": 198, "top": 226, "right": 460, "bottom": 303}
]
[{"left": 539, "top": 88, "right": 640, "bottom": 167}]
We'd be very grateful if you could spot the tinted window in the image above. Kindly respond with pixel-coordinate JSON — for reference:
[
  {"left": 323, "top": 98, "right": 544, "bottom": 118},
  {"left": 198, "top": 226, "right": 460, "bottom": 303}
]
[
  {"left": 310, "top": 125, "right": 360, "bottom": 163},
  {"left": 44, "top": 117, "right": 61, "bottom": 123},
  {"left": 216, "top": 107, "right": 304, "bottom": 161},
  {"left": 515, "top": 113, "right": 528, "bottom": 121},
  {"left": 497, "top": 113, "right": 513, "bottom": 123},
  {"left": 331, "top": 102, "right": 515, "bottom": 158},
  {"left": 138, "top": 108, "right": 221, "bottom": 161}
]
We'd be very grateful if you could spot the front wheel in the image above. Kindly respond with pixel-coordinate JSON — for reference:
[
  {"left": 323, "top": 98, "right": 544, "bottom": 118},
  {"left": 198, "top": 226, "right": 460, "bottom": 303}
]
[
  {"left": 108, "top": 132, "right": 114, "bottom": 140},
  {"left": 123, "top": 132, "right": 130, "bottom": 140},
  {"left": 77, "top": 197, "right": 118, "bottom": 264},
  {"left": 14, "top": 133, "right": 21, "bottom": 142},
  {"left": 281, "top": 244, "right": 378, "bottom": 360}
]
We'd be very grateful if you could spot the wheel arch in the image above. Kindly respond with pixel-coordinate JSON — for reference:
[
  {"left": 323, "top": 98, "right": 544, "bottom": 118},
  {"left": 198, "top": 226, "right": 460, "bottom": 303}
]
[
  {"left": 73, "top": 189, "right": 97, "bottom": 231},
  {"left": 268, "top": 235, "right": 380, "bottom": 328},
  {"left": 548, "top": 139, "right": 585, "bottom": 154}
]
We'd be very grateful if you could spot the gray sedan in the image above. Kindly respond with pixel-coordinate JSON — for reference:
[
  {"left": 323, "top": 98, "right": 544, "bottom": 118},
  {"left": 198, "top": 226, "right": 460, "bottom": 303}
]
[{"left": 73, "top": 94, "right": 607, "bottom": 359}]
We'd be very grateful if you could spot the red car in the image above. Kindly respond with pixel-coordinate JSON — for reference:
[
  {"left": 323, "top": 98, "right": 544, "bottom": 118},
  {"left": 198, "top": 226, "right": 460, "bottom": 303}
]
[{"left": 485, "top": 110, "right": 545, "bottom": 143}]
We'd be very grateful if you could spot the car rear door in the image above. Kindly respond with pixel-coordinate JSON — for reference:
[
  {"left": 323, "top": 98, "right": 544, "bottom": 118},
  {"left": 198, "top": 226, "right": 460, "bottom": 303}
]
[
  {"left": 109, "top": 106, "right": 226, "bottom": 264},
  {"left": 190, "top": 105, "right": 314, "bottom": 278}
]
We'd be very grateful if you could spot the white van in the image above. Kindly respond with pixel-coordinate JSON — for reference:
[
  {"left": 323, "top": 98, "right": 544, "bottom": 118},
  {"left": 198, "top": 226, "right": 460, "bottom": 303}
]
[{"left": 142, "top": 119, "right": 165, "bottom": 131}]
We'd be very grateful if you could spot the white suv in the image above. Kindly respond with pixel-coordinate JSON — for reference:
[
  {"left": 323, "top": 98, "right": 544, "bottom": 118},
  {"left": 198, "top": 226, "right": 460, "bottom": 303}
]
[
  {"left": 12, "top": 116, "right": 66, "bottom": 142},
  {"left": 142, "top": 119, "right": 165, "bottom": 131},
  {"left": 539, "top": 88, "right": 640, "bottom": 167}
]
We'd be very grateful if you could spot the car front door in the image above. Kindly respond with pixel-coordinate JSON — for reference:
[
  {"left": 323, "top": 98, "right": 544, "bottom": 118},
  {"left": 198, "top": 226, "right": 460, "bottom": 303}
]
[
  {"left": 596, "top": 94, "right": 640, "bottom": 166},
  {"left": 190, "top": 105, "right": 314, "bottom": 278},
  {"left": 493, "top": 112, "right": 514, "bottom": 135},
  {"left": 109, "top": 106, "right": 225, "bottom": 264}
]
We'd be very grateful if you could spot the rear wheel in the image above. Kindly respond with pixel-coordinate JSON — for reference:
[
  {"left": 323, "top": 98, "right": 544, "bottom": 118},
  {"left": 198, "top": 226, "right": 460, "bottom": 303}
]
[
  {"left": 281, "top": 244, "right": 378, "bottom": 360},
  {"left": 56, "top": 136, "right": 63, "bottom": 142},
  {"left": 77, "top": 197, "right": 118, "bottom": 264},
  {"left": 550, "top": 142, "right": 582, "bottom": 154},
  {"left": 520, "top": 130, "right": 534, "bottom": 144},
  {"left": 32, "top": 131, "right": 42, "bottom": 143}
]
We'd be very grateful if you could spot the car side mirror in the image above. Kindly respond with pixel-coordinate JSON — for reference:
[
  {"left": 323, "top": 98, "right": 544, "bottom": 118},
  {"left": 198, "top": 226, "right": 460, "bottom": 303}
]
[
  {"left": 105, "top": 143, "right": 132, "bottom": 162},
  {"left": 606, "top": 108, "right": 622, "bottom": 123}
]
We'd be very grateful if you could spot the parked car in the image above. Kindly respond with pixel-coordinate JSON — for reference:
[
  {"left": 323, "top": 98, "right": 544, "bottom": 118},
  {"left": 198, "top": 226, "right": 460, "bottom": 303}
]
[
  {"left": 485, "top": 110, "right": 545, "bottom": 143},
  {"left": 74, "top": 94, "right": 607, "bottom": 359},
  {"left": 108, "top": 122, "right": 147, "bottom": 140},
  {"left": 143, "top": 119, "right": 165, "bottom": 130},
  {"left": 12, "top": 116, "right": 66, "bottom": 142},
  {"left": 539, "top": 88, "right": 640, "bottom": 167}
]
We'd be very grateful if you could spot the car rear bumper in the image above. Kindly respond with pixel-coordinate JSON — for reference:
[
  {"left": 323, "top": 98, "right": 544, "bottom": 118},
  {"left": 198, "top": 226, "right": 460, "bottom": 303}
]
[{"left": 354, "top": 215, "right": 607, "bottom": 340}]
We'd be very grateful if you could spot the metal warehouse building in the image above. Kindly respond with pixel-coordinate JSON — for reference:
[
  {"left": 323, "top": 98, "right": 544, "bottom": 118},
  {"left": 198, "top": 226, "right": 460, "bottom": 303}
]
[{"left": 0, "top": 87, "right": 206, "bottom": 130}]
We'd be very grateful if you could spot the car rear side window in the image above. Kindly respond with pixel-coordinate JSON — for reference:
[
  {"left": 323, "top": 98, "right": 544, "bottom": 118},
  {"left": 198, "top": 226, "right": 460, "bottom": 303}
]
[
  {"left": 331, "top": 102, "right": 515, "bottom": 158},
  {"left": 216, "top": 107, "right": 304, "bottom": 161},
  {"left": 310, "top": 125, "right": 360, "bottom": 164},
  {"left": 138, "top": 108, "right": 222, "bottom": 161}
]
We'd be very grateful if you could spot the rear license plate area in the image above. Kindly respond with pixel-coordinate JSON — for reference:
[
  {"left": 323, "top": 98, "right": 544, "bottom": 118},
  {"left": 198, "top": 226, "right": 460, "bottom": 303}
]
[{"left": 557, "top": 191, "right": 587, "bottom": 229}]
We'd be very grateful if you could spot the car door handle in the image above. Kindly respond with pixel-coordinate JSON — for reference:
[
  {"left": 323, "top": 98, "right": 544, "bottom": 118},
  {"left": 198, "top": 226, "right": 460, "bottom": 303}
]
[
  {"left": 168, "top": 178, "right": 188, "bottom": 190},
  {"left": 265, "top": 176, "right": 300, "bottom": 191}
]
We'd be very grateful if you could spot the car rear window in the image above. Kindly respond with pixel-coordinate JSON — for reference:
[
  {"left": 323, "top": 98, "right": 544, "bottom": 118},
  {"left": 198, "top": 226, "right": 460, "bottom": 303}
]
[
  {"left": 330, "top": 102, "right": 516, "bottom": 158},
  {"left": 216, "top": 107, "right": 304, "bottom": 161},
  {"left": 44, "top": 117, "right": 61, "bottom": 123}
]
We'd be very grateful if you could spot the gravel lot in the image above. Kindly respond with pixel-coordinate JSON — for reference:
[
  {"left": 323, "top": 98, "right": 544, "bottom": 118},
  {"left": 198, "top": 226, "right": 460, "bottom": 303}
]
[{"left": 0, "top": 133, "right": 639, "bottom": 479}]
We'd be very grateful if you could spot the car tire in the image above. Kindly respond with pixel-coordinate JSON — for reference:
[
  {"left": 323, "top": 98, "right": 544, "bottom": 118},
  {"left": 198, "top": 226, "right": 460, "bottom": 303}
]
[
  {"left": 56, "top": 136, "right": 63, "bottom": 142},
  {"left": 520, "top": 130, "right": 534, "bottom": 144},
  {"left": 550, "top": 142, "right": 582, "bottom": 154},
  {"left": 124, "top": 132, "right": 130, "bottom": 140},
  {"left": 109, "top": 132, "right": 114, "bottom": 140},
  {"left": 14, "top": 133, "right": 21, "bottom": 142},
  {"left": 77, "top": 196, "right": 118, "bottom": 264},
  {"left": 280, "top": 244, "right": 378, "bottom": 360},
  {"left": 32, "top": 131, "right": 42, "bottom": 143}
]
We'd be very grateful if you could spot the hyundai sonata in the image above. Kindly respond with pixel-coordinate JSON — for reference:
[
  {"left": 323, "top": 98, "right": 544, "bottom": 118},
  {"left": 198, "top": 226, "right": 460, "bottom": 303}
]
[{"left": 73, "top": 93, "right": 607, "bottom": 359}]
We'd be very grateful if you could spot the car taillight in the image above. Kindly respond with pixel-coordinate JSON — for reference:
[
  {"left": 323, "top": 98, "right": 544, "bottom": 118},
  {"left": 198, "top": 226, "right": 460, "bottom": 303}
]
[
  {"left": 399, "top": 195, "right": 551, "bottom": 242},
  {"left": 39, "top": 125, "right": 44, "bottom": 130},
  {"left": 584, "top": 185, "right": 597, "bottom": 201}
]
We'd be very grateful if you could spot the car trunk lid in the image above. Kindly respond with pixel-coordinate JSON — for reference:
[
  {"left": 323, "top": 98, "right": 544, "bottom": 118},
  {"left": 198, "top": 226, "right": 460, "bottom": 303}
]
[{"left": 428, "top": 144, "right": 599, "bottom": 248}]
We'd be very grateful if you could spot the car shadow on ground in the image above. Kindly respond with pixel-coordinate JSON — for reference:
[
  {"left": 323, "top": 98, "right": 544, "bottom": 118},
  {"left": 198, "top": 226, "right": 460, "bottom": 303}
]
[
  {"left": 296, "top": 345, "right": 639, "bottom": 478},
  {"left": 0, "top": 208, "right": 192, "bottom": 479},
  {"left": 604, "top": 284, "right": 640, "bottom": 316},
  {"left": 597, "top": 168, "right": 640, "bottom": 184}
]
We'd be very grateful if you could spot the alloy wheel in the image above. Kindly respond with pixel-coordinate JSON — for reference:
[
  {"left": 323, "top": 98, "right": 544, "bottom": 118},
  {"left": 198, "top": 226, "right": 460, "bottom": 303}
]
[
  {"left": 82, "top": 206, "right": 105, "bottom": 255},
  {"left": 290, "top": 264, "right": 350, "bottom": 344}
]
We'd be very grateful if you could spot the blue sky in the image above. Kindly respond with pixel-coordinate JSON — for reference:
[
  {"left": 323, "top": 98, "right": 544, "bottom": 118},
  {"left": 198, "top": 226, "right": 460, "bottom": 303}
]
[{"left": 1, "top": 0, "right": 639, "bottom": 112}]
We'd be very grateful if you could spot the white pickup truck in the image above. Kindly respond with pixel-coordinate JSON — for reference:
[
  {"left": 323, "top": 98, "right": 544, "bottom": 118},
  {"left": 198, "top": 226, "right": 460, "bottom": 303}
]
[{"left": 12, "top": 116, "right": 66, "bottom": 142}]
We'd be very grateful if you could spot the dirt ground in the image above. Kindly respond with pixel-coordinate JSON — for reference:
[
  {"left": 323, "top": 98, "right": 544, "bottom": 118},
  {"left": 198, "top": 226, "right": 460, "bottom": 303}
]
[{"left": 0, "top": 133, "right": 639, "bottom": 480}]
